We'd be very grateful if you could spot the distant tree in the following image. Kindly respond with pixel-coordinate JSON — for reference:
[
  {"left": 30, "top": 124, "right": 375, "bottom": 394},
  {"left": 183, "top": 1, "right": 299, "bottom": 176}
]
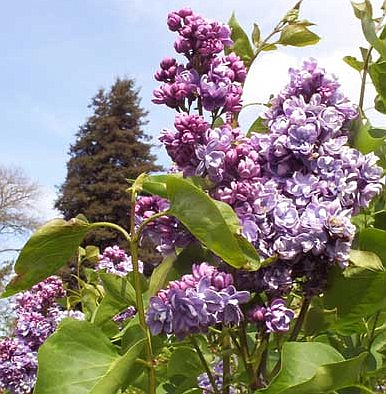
[
  {"left": 0, "top": 261, "right": 15, "bottom": 337},
  {"left": 55, "top": 78, "right": 162, "bottom": 249},
  {"left": 0, "top": 165, "right": 41, "bottom": 248}
]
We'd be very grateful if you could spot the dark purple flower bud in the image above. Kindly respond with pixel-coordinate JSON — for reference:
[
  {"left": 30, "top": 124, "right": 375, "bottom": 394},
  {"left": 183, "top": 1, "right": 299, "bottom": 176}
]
[{"left": 167, "top": 11, "right": 182, "bottom": 31}]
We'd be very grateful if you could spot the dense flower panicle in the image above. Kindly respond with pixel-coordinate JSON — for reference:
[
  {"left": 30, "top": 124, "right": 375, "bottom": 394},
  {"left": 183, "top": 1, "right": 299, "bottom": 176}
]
[
  {"left": 16, "top": 276, "right": 65, "bottom": 314},
  {"left": 96, "top": 245, "right": 143, "bottom": 276},
  {"left": 146, "top": 263, "right": 250, "bottom": 338},
  {"left": 135, "top": 195, "right": 193, "bottom": 253},
  {"left": 0, "top": 338, "right": 37, "bottom": 394},
  {"left": 157, "top": 57, "right": 384, "bottom": 296},
  {"left": 1, "top": 276, "right": 85, "bottom": 393},
  {"left": 153, "top": 8, "right": 246, "bottom": 115},
  {"left": 249, "top": 299, "right": 295, "bottom": 333}
]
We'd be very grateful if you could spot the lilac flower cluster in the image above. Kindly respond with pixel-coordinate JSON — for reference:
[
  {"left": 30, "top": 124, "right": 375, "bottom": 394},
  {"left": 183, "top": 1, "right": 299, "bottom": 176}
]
[
  {"left": 135, "top": 195, "right": 193, "bottom": 253},
  {"left": 197, "top": 359, "right": 241, "bottom": 393},
  {"left": 146, "top": 263, "right": 249, "bottom": 338},
  {"left": 0, "top": 338, "right": 37, "bottom": 394},
  {"left": 157, "top": 57, "right": 384, "bottom": 297},
  {"left": 96, "top": 245, "right": 143, "bottom": 276},
  {"left": 0, "top": 277, "right": 84, "bottom": 394},
  {"left": 15, "top": 276, "right": 66, "bottom": 351},
  {"left": 1, "top": 278, "right": 59, "bottom": 393},
  {"left": 249, "top": 299, "right": 295, "bottom": 333},
  {"left": 153, "top": 8, "right": 246, "bottom": 115}
]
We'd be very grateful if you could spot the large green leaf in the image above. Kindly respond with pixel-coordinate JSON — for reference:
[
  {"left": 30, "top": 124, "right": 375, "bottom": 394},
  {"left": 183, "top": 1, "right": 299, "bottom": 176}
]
[
  {"left": 167, "top": 347, "right": 204, "bottom": 378},
  {"left": 225, "top": 13, "right": 255, "bottom": 67},
  {"left": 256, "top": 342, "right": 366, "bottom": 394},
  {"left": 2, "top": 218, "right": 90, "bottom": 297},
  {"left": 166, "top": 176, "right": 260, "bottom": 269},
  {"left": 351, "top": 117, "right": 384, "bottom": 154},
  {"left": 279, "top": 24, "right": 320, "bottom": 47},
  {"left": 148, "top": 254, "right": 176, "bottom": 296},
  {"left": 99, "top": 272, "right": 137, "bottom": 306},
  {"left": 359, "top": 227, "right": 386, "bottom": 265},
  {"left": 324, "top": 266, "right": 386, "bottom": 334},
  {"left": 349, "top": 249, "right": 385, "bottom": 271},
  {"left": 34, "top": 319, "right": 145, "bottom": 394}
]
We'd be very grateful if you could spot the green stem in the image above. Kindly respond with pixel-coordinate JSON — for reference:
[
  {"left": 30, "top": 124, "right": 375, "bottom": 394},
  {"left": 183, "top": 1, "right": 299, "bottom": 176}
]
[
  {"left": 91, "top": 217, "right": 156, "bottom": 394},
  {"left": 190, "top": 336, "right": 220, "bottom": 394},
  {"left": 222, "top": 331, "right": 231, "bottom": 394},
  {"left": 289, "top": 297, "right": 311, "bottom": 342},
  {"left": 359, "top": 46, "right": 373, "bottom": 111},
  {"left": 129, "top": 193, "right": 156, "bottom": 394}
]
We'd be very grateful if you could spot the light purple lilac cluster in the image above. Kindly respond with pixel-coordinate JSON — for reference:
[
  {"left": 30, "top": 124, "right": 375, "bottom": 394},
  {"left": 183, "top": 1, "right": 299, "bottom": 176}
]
[
  {"left": 96, "top": 245, "right": 144, "bottom": 276},
  {"left": 248, "top": 299, "right": 295, "bottom": 333},
  {"left": 146, "top": 263, "right": 249, "bottom": 338},
  {"left": 153, "top": 8, "right": 246, "bottom": 116},
  {"left": 197, "top": 358, "right": 240, "bottom": 393},
  {"left": 0, "top": 338, "right": 37, "bottom": 394},
  {"left": 135, "top": 195, "right": 193, "bottom": 253},
  {"left": 157, "top": 57, "right": 384, "bottom": 297},
  {"left": 0, "top": 276, "right": 83, "bottom": 394}
]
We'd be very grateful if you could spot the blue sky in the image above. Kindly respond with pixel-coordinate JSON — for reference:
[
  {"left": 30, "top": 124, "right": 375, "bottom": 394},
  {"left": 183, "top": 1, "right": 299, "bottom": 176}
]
[{"left": 0, "top": 0, "right": 383, "bottom": 233}]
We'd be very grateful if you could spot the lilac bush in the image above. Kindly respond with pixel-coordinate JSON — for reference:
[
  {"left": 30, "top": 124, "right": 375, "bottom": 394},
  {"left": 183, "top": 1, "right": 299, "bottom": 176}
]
[{"left": 2, "top": 3, "right": 386, "bottom": 394}]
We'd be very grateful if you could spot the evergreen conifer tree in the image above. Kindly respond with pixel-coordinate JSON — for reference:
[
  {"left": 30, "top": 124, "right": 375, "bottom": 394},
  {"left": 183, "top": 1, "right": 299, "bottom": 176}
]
[{"left": 55, "top": 78, "right": 162, "bottom": 249}]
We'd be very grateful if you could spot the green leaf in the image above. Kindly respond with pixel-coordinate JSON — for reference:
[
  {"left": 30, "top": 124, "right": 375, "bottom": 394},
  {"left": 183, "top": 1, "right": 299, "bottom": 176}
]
[
  {"left": 251, "top": 23, "right": 261, "bottom": 46},
  {"left": 369, "top": 61, "right": 386, "bottom": 110},
  {"left": 2, "top": 218, "right": 90, "bottom": 297},
  {"left": 351, "top": 0, "right": 373, "bottom": 19},
  {"left": 226, "top": 13, "right": 254, "bottom": 66},
  {"left": 166, "top": 176, "right": 260, "bottom": 269},
  {"left": 262, "top": 43, "right": 278, "bottom": 51},
  {"left": 303, "top": 306, "right": 336, "bottom": 336},
  {"left": 279, "top": 24, "right": 320, "bottom": 47},
  {"left": 247, "top": 117, "right": 269, "bottom": 136},
  {"left": 84, "top": 245, "right": 100, "bottom": 264},
  {"left": 212, "top": 116, "right": 225, "bottom": 128},
  {"left": 34, "top": 319, "right": 145, "bottom": 394},
  {"left": 349, "top": 249, "right": 385, "bottom": 271},
  {"left": 359, "top": 228, "right": 386, "bottom": 264},
  {"left": 167, "top": 347, "right": 204, "bottom": 378},
  {"left": 92, "top": 294, "right": 124, "bottom": 336},
  {"left": 142, "top": 175, "right": 170, "bottom": 198},
  {"left": 99, "top": 272, "right": 137, "bottom": 306},
  {"left": 343, "top": 55, "right": 364, "bottom": 71},
  {"left": 256, "top": 342, "right": 366, "bottom": 394},
  {"left": 351, "top": 117, "right": 384, "bottom": 154},
  {"left": 359, "top": 16, "right": 386, "bottom": 58},
  {"left": 324, "top": 266, "right": 386, "bottom": 334},
  {"left": 148, "top": 254, "right": 176, "bottom": 296}
]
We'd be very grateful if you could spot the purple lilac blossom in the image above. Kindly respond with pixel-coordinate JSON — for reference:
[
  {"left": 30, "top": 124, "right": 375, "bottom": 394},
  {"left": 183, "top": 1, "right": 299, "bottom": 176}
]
[
  {"left": 156, "top": 12, "right": 384, "bottom": 295},
  {"left": 135, "top": 195, "right": 193, "bottom": 254},
  {"left": 0, "top": 338, "right": 37, "bottom": 394},
  {"left": 96, "top": 245, "right": 143, "bottom": 276},
  {"left": 249, "top": 299, "right": 295, "bottom": 333},
  {"left": 153, "top": 9, "right": 245, "bottom": 116},
  {"left": 146, "top": 263, "right": 250, "bottom": 338},
  {"left": 163, "top": 59, "right": 383, "bottom": 294},
  {"left": 1, "top": 276, "right": 84, "bottom": 393}
]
